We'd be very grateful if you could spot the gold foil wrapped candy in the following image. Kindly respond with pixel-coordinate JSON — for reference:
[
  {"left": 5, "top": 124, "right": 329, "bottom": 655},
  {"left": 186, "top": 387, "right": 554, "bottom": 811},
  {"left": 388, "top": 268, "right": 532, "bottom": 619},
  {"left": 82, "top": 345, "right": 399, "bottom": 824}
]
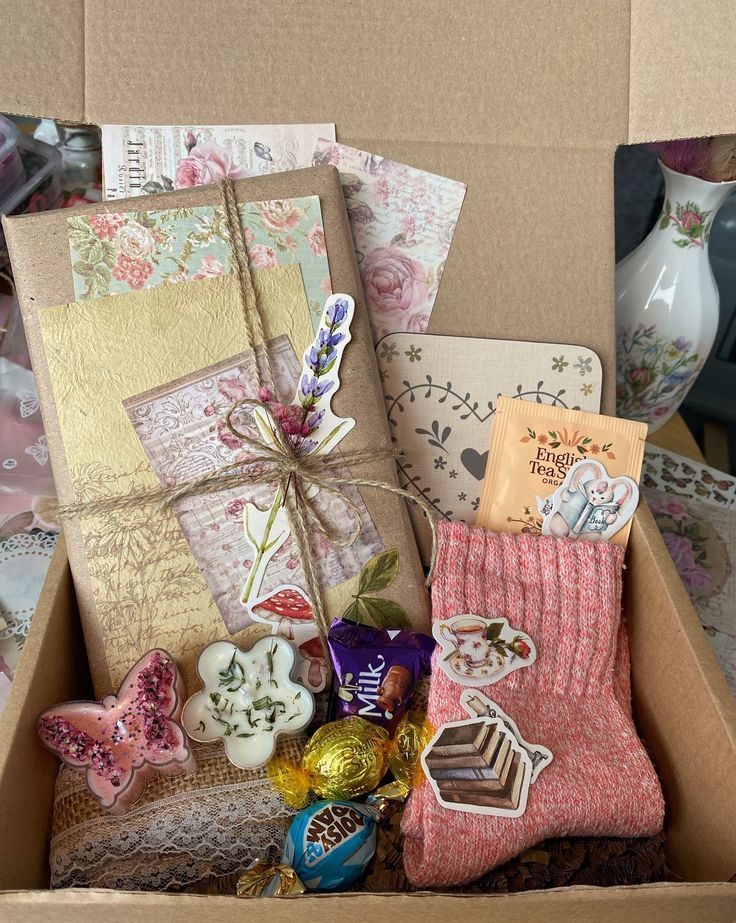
[
  {"left": 236, "top": 858, "right": 305, "bottom": 897},
  {"left": 269, "top": 715, "right": 429, "bottom": 809}
]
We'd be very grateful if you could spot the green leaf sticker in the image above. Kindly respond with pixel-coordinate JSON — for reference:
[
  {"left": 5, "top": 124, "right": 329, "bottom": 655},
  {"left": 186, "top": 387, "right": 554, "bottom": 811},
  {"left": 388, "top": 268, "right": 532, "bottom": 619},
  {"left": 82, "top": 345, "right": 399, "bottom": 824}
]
[
  {"left": 358, "top": 547, "right": 400, "bottom": 595},
  {"left": 485, "top": 622, "right": 503, "bottom": 641},
  {"left": 342, "top": 599, "right": 368, "bottom": 625},
  {"left": 359, "top": 596, "right": 411, "bottom": 629}
]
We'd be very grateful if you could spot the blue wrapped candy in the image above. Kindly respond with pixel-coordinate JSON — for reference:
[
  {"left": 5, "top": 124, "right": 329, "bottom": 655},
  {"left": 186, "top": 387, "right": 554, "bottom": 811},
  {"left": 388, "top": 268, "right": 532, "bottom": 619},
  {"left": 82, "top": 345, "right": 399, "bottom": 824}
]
[{"left": 282, "top": 799, "right": 378, "bottom": 891}]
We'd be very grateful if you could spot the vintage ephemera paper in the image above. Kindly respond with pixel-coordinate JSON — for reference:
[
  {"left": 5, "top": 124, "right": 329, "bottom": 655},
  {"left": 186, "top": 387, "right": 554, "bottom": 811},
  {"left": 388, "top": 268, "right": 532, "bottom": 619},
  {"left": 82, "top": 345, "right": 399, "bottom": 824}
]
[
  {"left": 377, "top": 334, "right": 601, "bottom": 561},
  {"left": 37, "top": 273, "right": 311, "bottom": 688},
  {"left": 313, "top": 140, "right": 466, "bottom": 342},
  {"left": 102, "top": 124, "right": 336, "bottom": 199},
  {"left": 124, "top": 339, "right": 382, "bottom": 637}
]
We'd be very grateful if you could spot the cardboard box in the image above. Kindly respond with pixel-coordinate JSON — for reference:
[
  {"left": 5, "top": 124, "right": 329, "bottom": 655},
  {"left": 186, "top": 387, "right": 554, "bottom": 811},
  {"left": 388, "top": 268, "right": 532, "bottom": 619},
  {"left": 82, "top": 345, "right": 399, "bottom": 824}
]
[{"left": 1, "top": 0, "right": 735, "bottom": 917}]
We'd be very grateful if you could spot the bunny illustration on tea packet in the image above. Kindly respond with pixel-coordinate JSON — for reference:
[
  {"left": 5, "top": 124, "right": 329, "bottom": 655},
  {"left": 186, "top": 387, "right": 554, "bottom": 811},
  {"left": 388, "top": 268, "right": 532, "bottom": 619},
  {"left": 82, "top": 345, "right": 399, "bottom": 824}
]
[{"left": 543, "top": 460, "right": 639, "bottom": 543}]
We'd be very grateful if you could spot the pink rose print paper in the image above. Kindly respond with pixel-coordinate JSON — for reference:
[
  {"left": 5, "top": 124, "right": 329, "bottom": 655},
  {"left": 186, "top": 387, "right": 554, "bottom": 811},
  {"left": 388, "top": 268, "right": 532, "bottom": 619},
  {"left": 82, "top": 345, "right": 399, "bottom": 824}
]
[
  {"left": 642, "top": 446, "right": 736, "bottom": 693},
  {"left": 101, "top": 124, "right": 335, "bottom": 199},
  {"left": 313, "top": 140, "right": 466, "bottom": 342}
]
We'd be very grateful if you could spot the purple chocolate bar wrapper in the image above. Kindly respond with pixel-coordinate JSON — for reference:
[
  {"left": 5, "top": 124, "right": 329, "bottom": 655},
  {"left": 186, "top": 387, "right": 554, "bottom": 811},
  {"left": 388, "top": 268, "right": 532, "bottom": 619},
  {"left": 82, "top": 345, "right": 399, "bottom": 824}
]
[{"left": 327, "top": 618, "right": 435, "bottom": 735}]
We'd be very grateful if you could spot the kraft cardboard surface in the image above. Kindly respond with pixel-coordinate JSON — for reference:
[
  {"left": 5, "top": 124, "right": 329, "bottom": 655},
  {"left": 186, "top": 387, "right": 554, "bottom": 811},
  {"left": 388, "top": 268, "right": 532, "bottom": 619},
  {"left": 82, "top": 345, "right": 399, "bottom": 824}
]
[
  {"left": 1, "top": 885, "right": 736, "bottom": 923},
  {"left": 0, "top": 0, "right": 634, "bottom": 413}
]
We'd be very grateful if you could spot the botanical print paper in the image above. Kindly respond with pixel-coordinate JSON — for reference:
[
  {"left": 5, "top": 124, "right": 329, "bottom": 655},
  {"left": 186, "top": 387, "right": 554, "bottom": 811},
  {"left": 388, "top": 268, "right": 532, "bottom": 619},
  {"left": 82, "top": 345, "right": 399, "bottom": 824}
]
[
  {"left": 125, "top": 342, "right": 383, "bottom": 636},
  {"left": 101, "top": 124, "right": 336, "bottom": 199},
  {"left": 642, "top": 446, "right": 736, "bottom": 693},
  {"left": 36, "top": 271, "right": 314, "bottom": 689},
  {"left": 67, "top": 197, "right": 331, "bottom": 330},
  {"left": 312, "top": 140, "right": 466, "bottom": 342},
  {"left": 643, "top": 444, "right": 736, "bottom": 506},
  {"left": 377, "top": 334, "right": 601, "bottom": 562}
]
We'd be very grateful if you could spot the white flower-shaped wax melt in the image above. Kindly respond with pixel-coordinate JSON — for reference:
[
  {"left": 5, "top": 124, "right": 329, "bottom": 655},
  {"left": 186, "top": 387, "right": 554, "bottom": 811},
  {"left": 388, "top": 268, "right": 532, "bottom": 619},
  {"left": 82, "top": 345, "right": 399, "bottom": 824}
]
[{"left": 182, "top": 638, "right": 314, "bottom": 770}]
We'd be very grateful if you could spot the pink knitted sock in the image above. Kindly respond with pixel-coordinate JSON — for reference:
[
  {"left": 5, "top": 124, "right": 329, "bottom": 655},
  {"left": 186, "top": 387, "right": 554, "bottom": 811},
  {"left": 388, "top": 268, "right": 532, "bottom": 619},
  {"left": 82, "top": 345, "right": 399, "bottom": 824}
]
[{"left": 402, "top": 521, "right": 664, "bottom": 888}]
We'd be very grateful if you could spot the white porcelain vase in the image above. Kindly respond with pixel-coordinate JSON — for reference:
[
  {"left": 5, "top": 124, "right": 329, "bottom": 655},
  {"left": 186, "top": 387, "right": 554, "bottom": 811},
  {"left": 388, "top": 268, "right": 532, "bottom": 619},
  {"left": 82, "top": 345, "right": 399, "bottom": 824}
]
[{"left": 616, "top": 161, "right": 736, "bottom": 432}]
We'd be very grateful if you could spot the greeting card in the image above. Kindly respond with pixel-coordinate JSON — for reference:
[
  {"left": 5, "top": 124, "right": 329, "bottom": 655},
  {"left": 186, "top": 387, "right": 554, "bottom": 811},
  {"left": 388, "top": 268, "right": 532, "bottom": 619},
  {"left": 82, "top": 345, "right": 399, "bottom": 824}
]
[
  {"left": 313, "top": 140, "right": 466, "bottom": 342},
  {"left": 377, "top": 334, "right": 601, "bottom": 561}
]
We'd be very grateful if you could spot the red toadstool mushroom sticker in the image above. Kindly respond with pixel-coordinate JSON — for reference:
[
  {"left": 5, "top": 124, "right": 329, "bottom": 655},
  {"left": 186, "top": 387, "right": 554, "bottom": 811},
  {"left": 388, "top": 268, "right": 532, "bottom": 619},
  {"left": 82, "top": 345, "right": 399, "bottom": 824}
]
[
  {"left": 250, "top": 586, "right": 315, "bottom": 624},
  {"left": 248, "top": 584, "right": 327, "bottom": 693}
]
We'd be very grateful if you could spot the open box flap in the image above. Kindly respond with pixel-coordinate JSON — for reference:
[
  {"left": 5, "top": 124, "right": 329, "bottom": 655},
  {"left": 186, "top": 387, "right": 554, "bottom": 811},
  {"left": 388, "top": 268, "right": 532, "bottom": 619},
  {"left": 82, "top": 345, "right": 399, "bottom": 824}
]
[
  {"left": 4, "top": 2, "right": 736, "bottom": 409},
  {"left": 629, "top": 0, "right": 736, "bottom": 143},
  {"left": 6, "top": 3, "right": 736, "bottom": 148}
]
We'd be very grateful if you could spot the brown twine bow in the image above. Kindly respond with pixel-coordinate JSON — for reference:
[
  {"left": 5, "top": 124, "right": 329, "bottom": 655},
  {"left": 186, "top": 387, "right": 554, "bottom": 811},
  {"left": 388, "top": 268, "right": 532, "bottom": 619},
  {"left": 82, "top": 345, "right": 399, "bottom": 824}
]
[
  {"left": 54, "top": 177, "right": 437, "bottom": 645},
  {"left": 57, "top": 399, "right": 437, "bottom": 641}
]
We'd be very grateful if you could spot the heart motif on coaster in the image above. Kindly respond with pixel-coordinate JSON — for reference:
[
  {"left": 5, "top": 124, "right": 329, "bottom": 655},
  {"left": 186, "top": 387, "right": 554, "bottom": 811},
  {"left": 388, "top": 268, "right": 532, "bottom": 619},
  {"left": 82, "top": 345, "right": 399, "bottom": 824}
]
[
  {"left": 461, "top": 448, "right": 489, "bottom": 481},
  {"left": 377, "top": 333, "right": 602, "bottom": 563}
]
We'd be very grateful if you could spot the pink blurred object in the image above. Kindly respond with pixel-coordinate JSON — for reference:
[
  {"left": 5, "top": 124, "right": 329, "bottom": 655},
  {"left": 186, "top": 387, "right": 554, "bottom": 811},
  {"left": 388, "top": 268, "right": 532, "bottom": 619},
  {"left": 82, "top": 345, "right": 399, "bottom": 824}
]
[
  {"left": 0, "top": 355, "right": 55, "bottom": 508},
  {"left": 648, "top": 138, "right": 713, "bottom": 178},
  {"left": 0, "top": 292, "right": 56, "bottom": 512},
  {"left": 37, "top": 650, "right": 197, "bottom": 815}
]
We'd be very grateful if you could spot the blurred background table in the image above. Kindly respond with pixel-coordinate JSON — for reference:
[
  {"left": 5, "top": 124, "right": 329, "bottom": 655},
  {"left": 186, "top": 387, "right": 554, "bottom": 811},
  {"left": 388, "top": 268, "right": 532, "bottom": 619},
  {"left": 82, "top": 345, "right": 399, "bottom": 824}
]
[{"left": 648, "top": 414, "right": 704, "bottom": 463}]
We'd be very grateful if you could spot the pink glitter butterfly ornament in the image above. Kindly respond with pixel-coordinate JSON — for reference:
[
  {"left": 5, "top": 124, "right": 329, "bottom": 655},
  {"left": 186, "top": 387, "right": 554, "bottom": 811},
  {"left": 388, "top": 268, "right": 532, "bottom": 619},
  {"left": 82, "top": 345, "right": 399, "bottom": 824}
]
[{"left": 37, "top": 649, "right": 196, "bottom": 815}]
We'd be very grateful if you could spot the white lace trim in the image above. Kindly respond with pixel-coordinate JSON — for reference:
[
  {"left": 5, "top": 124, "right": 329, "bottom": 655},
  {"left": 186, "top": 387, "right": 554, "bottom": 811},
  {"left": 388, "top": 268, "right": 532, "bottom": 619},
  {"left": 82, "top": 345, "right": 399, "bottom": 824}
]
[{"left": 51, "top": 743, "right": 300, "bottom": 891}]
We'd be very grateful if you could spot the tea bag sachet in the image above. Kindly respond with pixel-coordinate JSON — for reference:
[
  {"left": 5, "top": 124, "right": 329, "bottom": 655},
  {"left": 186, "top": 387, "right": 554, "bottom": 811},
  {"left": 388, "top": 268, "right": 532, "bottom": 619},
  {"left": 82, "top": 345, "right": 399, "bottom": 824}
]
[{"left": 476, "top": 397, "right": 647, "bottom": 548}]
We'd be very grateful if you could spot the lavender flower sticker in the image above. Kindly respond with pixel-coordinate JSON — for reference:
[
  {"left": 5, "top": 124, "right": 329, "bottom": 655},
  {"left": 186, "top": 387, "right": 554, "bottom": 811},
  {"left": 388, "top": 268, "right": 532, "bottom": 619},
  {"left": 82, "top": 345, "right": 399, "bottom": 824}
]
[
  {"left": 241, "top": 294, "right": 356, "bottom": 607},
  {"left": 295, "top": 295, "right": 355, "bottom": 455}
]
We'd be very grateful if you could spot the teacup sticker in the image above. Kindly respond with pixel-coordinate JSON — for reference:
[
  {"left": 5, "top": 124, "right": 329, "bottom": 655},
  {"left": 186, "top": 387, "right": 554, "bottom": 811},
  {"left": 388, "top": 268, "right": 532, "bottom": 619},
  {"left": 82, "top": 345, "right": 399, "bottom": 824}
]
[
  {"left": 433, "top": 615, "right": 536, "bottom": 687},
  {"left": 542, "top": 460, "right": 639, "bottom": 543}
]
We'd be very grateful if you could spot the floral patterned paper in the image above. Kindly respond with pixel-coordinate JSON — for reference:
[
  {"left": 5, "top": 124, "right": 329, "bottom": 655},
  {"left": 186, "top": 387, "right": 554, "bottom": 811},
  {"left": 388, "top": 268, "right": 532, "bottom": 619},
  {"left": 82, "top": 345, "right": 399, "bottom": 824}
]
[
  {"left": 68, "top": 197, "right": 331, "bottom": 331},
  {"left": 313, "top": 140, "right": 466, "bottom": 343},
  {"left": 643, "top": 446, "right": 736, "bottom": 694},
  {"left": 124, "top": 338, "right": 383, "bottom": 637}
]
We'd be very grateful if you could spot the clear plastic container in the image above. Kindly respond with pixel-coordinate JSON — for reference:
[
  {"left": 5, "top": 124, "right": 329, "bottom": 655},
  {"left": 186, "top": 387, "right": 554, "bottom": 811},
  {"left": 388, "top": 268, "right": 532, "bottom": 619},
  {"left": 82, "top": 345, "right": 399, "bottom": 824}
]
[
  {"left": 0, "top": 115, "right": 25, "bottom": 201},
  {"left": 0, "top": 135, "right": 63, "bottom": 270}
]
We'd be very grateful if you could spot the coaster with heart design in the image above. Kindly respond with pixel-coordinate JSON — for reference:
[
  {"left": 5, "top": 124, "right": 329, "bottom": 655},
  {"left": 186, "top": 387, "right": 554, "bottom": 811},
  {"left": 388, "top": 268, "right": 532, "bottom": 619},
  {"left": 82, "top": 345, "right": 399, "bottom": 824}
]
[{"left": 377, "top": 334, "right": 602, "bottom": 562}]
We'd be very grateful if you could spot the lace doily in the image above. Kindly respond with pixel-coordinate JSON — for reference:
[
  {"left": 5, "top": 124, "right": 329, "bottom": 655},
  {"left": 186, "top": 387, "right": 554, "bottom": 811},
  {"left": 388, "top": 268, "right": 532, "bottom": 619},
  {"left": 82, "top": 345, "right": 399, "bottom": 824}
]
[
  {"left": 0, "top": 529, "right": 58, "bottom": 676},
  {"left": 50, "top": 738, "right": 305, "bottom": 891}
]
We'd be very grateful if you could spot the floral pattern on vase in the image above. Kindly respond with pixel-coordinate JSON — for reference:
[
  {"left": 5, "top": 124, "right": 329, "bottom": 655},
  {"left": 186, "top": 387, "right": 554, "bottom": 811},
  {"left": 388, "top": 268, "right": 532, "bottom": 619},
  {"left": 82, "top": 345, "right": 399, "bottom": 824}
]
[
  {"left": 615, "top": 160, "right": 736, "bottom": 433},
  {"left": 616, "top": 323, "right": 703, "bottom": 426},
  {"left": 658, "top": 199, "right": 712, "bottom": 249}
]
